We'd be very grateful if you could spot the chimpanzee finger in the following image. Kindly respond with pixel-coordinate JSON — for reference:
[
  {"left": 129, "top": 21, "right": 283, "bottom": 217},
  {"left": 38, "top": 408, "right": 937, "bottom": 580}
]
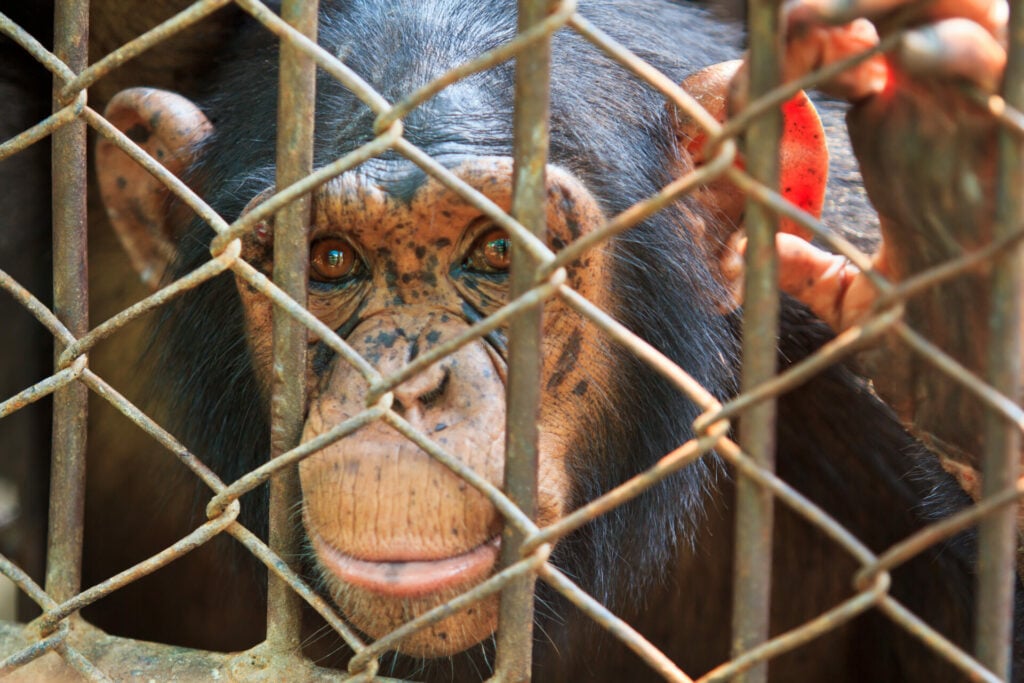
[
  {"left": 781, "top": 0, "right": 1007, "bottom": 98},
  {"left": 720, "top": 232, "right": 878, "bottom": 331},
  {"left": 788, "top": 0, "right": 1005, "bottom": 38},
  {"left": 786, "top": 0, "right": 906, "bottom": 28},
  {"left": 896, "top": 18, "right": 1007, "bottom": 93},
  {"left": 778, "top": 18, "right": 888, "bottom": 101},
  {"left": 728, "top": 14, "right": 886, "bottom": 108},
  {"left": 919, "top": 0, "right": 1007, "bottom": 41},
  {"left": 774, "top": 233, "right": 877, "bottom": 331}
]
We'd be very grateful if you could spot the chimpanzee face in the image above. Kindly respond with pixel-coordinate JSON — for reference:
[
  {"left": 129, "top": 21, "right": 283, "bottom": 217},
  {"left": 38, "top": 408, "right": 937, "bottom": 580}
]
[{"left": 231, "top": 156, "right": 614, "bottom": 655}]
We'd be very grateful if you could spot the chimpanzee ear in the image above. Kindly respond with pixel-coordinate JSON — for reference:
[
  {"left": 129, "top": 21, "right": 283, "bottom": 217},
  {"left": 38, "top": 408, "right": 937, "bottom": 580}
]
[
  {"left": 96, "top": 88, "right": 213, "bottom": 289},
  {"left": 675, "top": 60, "right": 829, "bottom": 241}
]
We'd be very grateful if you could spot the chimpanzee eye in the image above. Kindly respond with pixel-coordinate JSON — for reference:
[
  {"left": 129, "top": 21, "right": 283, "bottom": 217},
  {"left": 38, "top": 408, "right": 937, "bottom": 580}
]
[
  {"left": 310, "top": 237, "right": 359, "bottom": 282},
  {"left": 465, "top": 227, "right": 511, "bottom": 274}
]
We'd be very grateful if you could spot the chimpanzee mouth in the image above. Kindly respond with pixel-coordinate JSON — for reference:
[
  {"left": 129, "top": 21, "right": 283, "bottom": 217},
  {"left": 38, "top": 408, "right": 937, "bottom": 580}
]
[{"left": 311, "top": 533, "right": 502, "bottom": 599}]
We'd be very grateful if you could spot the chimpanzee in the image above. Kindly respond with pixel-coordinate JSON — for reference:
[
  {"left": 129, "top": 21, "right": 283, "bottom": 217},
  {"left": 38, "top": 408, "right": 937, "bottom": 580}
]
[{"left": 89, "top": 0, "right": 1021, "bottom": 680}]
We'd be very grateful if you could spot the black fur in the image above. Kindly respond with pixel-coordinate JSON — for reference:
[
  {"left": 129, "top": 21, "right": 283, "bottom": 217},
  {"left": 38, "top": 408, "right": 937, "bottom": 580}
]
[{"left": 145, "top": 1, "right": 1020, "bottom": 680}]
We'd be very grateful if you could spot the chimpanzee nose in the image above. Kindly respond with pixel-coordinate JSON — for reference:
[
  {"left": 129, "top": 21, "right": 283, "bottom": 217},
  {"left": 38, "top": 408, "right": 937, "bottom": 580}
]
[
  {"left": 350, "top": 312, "right": 467, "bottom": 420},
  {"left": 392, "top": 359, "right": 451, "bottom": 416}
]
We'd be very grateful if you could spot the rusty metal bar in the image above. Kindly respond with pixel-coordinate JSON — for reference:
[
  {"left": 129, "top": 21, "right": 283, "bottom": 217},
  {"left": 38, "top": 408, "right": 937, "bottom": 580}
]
[
  {"left": 79, "top": 370, "right": 226, "bottom": 493},
  {"left": 694, "top": 306, "right": 903, "bottom": 434},
  {"left": 724, "top": 165, "right": 881, "bottom": 282},
  {"left": 541, "top": 145, "right": 736, "bottom": 280},
  {"left": 0, "top": 553, "right": 57, "bottom": 612},
  {"left": 85, "top": 107, "right": 230, "bottom": 236},
  {"left": 975, "top": 0, "right": 1024, "bottom": 675},
  {"left": 0, "top": 623, "right": 68, "bottom": 675},
  {"left": 494, "top": 1, "right": 554, "bottom": 680},
  {"left": 0, "top": 361, "right": 85, "bottom": 421},
  {"left": 730, "top": 2, "right": 783, "bottom": 680},
  {"left": 859, "top": 478, "right": 1024, "bottom": 588},
  {"left": 567, "top": 13, "right": 723, "bottom": 138},
  {"left": 45, "top": 0, "right": 89, "bottom": 607},
  {"left": 267, "top": 0, "right": 319, "bottom": 653},
  {"left": 894, "top": 323, "right": 1024, "bottom": 427},
  {"left": 52, "top": 640, "right": 112, "bottom": 683},
  {"left": 714, "top": 439, "right": 876, "bottom": 568},
  {"left": 709, "top": 32, "right": 898, "bottom": 152},
  {"left": 556, "top": 285, "right": 721, "bottom": 410},
  {"left": 0, "top": 271, "right": 75, "bottom": 346}
]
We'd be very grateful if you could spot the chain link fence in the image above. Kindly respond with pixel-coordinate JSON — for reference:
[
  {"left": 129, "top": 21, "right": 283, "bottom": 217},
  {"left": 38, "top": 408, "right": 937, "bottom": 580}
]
[{"left": 0, "top": 0, "right": 1022, "bottom": 680}]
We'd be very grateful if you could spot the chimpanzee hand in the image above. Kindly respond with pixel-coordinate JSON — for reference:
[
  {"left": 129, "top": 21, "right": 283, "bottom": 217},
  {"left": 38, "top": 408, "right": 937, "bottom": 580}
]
[
  {"left": 746, "top": 0, "right": 1008, "bottom": 331},
  {"left": 732, "top": 0, "right": 1013, "bottom": 493}
]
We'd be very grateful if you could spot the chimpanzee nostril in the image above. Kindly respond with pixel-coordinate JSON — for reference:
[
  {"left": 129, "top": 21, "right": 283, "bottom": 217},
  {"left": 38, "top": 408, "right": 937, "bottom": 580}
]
[
  {"left": 418, "top": 367, "right": 450, "bottom": 409},
  {"left": 392, "top": 365, "right": 450, "bottom": 415}
]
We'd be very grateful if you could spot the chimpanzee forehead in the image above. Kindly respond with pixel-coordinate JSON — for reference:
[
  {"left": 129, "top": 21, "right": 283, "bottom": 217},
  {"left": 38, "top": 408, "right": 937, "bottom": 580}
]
[
  {"left": 312, "top": 156, "right": 512, "bottom": 241},
  {"left": 310, "top": 156, "right": 601, "bottom": 245},
  {"left": 333, "top": 156, "right": 510, "bottom": 200}
]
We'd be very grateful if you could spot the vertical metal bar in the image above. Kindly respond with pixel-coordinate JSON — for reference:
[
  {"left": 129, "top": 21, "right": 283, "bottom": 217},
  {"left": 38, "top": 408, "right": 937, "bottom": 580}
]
[
  {"left": 267, "top": 0, "right": 318, "bottom": 651},
  {"left": 494, "top": 0, "right": 554, "bottom": 679},
  {"left": 975, "top": 0, "right": 1024, "bottom": 677},
  {"left": 730, "top": 1, "right": 782, "bottom": 681},
  {"left": 46, "top": 0, "right": 89, "bottom": 604}
]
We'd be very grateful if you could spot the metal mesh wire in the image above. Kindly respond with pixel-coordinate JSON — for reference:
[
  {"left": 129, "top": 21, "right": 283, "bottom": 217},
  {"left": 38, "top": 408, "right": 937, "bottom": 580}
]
[{"left": 0, "top": 0, "right": 1022, "bottom": 681}]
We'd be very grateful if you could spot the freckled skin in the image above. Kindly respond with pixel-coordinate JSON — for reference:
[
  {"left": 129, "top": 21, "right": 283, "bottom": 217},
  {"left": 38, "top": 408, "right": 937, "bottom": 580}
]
[{"left": 232, "top": 157, "right": 613, "bottom": 655}]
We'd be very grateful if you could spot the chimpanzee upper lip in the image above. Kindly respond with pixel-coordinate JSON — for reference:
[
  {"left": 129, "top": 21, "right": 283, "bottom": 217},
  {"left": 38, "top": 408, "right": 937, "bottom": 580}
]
[{"left": 312, "top": 533, "right": 501, "bottom": 599}]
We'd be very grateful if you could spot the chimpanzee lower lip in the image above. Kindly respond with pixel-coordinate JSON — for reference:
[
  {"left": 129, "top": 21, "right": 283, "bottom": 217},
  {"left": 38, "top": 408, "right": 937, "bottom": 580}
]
[{"left": 313, "top": 534, "right": 501, "bottom": 599}]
